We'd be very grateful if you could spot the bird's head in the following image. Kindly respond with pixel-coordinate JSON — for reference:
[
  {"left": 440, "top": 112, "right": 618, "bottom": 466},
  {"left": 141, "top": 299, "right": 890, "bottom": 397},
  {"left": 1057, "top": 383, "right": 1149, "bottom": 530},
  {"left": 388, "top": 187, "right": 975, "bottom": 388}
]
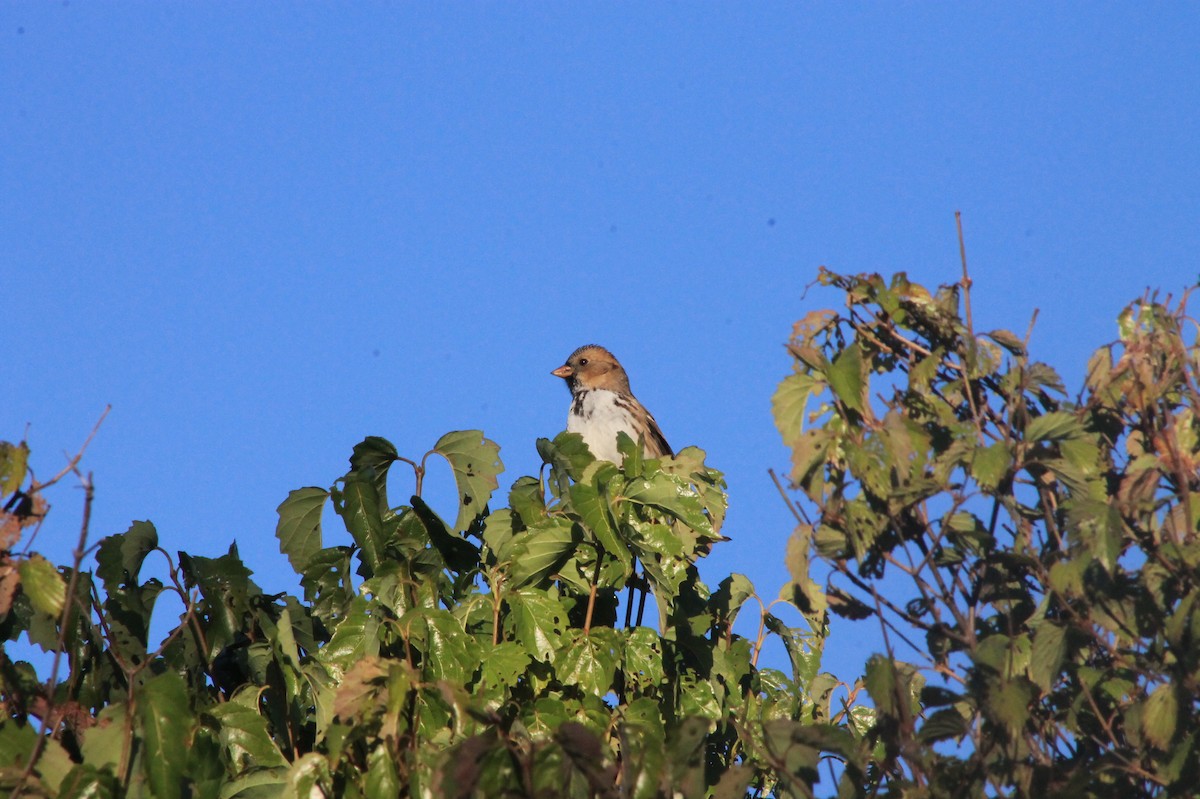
[{"left": 551, "top": 344, "right": 632, "bottom": 394}]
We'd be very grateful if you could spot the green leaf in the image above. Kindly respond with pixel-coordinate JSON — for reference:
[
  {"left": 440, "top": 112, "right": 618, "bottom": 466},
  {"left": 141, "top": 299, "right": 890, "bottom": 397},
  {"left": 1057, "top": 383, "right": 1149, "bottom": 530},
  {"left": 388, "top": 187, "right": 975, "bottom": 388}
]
[
  {"left": 284, "top": 753, "right": 330, "bottom": 799},
  {"left": 503, "top": 517, "right": 579, "bottom": 588},
  {"left": 624, "top": 474, "right": 713, "bottom": 537},
  {"left": 209, "top": 700, "right": 288, "bottom": 771},
  {"left": 1026, "top": 411, "right": 1082, "bottom": 442},
  {"left": 1030, "top": 622, "right": 1067, "bottom": 692},
  {"left": 504, "top": 589, "right": 568, "bottom": 662},
  {"left": 349, "top": 436, "right": 400, "bottom": 496},
  {"left": 985, "top": 328, "right": 1026, "bottom": 355},
  {"left": 57, "top": 764, "right": 120, "bottom": 799},
  {"left": 415, "top": 609, "right": 482, "bottom": 684},
  {"left": 772, "top": 373, "right": 822, "bottom": 442},
  {"left": 364, "top": 744, "right": 400, "bottom": 799},
  {"left": 986, "top": 678, "right": 1034, "bottom": 734},
  {"left": 971, "top": 441, "right": 1011, "bottom": 491},
  {"left": 0, "top": 440, "right": 29, "bottom": 497},
  {"left": 623, "top": 627, "right": 665, "bottom": 691},
  {"left": 316, "top": 596, "right": 378, "bottom": 675},
  {"left": 333, "top": 472, "right": 387, "bottom": 573},
  {"left": 408, "top": 496, "right": 480, "bottom": 573},
  {"left": 431, "top": 430, "right": 504, "bottom": 532},
  {"left": 138, "top": 671, "right": 193, "bottom": 799},
  {"left": 275, "top": 487, "right": 329, "bottom": 573},
  {"left": 18, "top": 554, "right": 66, "bottom": 618},
  {"left": 1143, "top": 684, "right": 1178, "bottom": 749},
  {"left": 556, "top": 628, "right": 620, "bottom": 696},
  {"left": 96, "top": 520, "right": 159, "bottom": 591},
  {"left": 864, "top": 655, "right": 898, "bottom": 716},
  {"left": 765, "top": 613, "right": 822, "bottom": 689},
  {"left": 507, "top": 475, "right": 546, "bottom": 523},
  {"left": 827, "top": 340, "right": 866, "bottom": 414},
  {"left": 918, "top": 708, "right": 969, "bottom": 742},
  {"left": 0, "top": 719, "right": 74, "bottom": 792},
  {"left": 480, "top": 641, "right": 532, "bottom": 688},
  {"left": 570, "top": 461, "right": 627, "bottom": 562}
]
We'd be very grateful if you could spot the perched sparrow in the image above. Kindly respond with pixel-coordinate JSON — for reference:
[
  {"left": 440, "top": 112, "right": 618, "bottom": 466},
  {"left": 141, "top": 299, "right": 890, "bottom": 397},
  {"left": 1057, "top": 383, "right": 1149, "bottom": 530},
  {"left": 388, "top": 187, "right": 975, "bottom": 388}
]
[{"left": 551, "top": 344, "right": 673, "bottom": 463}]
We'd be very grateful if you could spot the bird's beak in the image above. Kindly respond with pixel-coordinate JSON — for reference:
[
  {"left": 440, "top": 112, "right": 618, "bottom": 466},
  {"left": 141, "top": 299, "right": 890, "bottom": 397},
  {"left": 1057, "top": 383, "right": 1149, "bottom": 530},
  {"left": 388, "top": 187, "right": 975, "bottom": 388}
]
[{"left": 551, "top": 365, "right": 573, "bottom": 379}]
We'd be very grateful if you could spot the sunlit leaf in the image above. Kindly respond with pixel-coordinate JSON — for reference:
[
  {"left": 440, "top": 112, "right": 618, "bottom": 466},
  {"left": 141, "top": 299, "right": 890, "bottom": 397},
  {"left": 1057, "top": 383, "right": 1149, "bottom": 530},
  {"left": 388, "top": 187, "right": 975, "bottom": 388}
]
[
  {"left": 433, "top": 430, "right": 504, "bottom": 532},
  {"left": 0, "top": 441, "right": 29, "bottom": 498},
  {"left": 18, "top": 554, "right": 65, "bottom": 618},
  {"left": 555, "top": 628, "right": 619, "bottom": 695},
  {"left": 504, "top": 588, "right": 567, "bottom": 662},
  {"left": 772, "top": 373, "right": 823, "bottom": 442},
  {"left": 827, "top": 340, "right": 867, "bottom": 414},
  {"left": 138, "top": 671, "right": 193, "bottom": 799},
  {"left": 275, "top": 487, "right": 329, "bottom": 573},
  {"left": 503, "top": 517, "right": 579, "bottom": 588}
]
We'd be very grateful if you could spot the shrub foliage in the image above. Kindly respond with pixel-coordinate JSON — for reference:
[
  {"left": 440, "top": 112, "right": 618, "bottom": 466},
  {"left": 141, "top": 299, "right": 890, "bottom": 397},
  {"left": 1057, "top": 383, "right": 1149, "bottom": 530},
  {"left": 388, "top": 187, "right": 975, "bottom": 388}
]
[
  {"left": 774, "top": 269, "right": 1200, "bottom": 796},
  {"left": 3, "top": 268, "right": 1198, "bottom": 798}
]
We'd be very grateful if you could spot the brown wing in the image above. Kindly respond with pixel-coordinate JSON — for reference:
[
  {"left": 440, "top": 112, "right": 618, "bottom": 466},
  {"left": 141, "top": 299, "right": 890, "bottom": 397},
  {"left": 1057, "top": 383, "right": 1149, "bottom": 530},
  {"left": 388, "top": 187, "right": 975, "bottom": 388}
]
[{"left": 642, "top": 412, "right": 673, "bottom": 459}]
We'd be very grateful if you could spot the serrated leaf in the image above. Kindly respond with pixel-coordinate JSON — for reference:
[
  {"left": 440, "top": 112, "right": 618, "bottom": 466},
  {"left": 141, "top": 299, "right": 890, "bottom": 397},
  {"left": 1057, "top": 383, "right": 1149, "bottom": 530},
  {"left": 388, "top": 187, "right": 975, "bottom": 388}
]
[
  {"left": 275, "top": 487, "right": 329, "bottom": 573},
  {"left": 138, "top": 671, "right": 193, "bottom": 799},
  {"left": 284, "top": 753, "right": 329, "bottom": 799},
  {"left": 772, "top": 373, "right": 822, "bottom": 442},
  {"left": 1026, "top": 411, "right": 1082, "bottom": 442},
  {"left": 827, "top": 340, "right": 866, "bottom": 414},
  {"left": 349, "top": 436, "right": 400, "bottom": 495},
  {"left": 971, "top": 441, "right": 1011, "bottom": 491},
  {"left": 987, "top": 678, "right": 1034, "bottom": 733},
  {"left": 389, "top": 610, "right": 477, "bottom": 688},
  {"left": 918, "top": 708, "right": 968, "bottom": 742},
  {"left": 765, "top": 613, "right": 822, "bottom": 689},
  {"left": 1030, "top": 622, "right": 1067, "bottom": 692},
  {"left": 505, "top": 589, "right": 568, "bottom": 662},
  {"left": 504, "top": 517, "right": 579, "bottom": 588},
  {"left": 333, "top": 473, "right": 387, "bottom": 573},
  {"left": 1144, "top": 684, "right": 1178, "bottom": 749},
  {"left": 209, "top": 701, "right": 288, "bottom": 771},
  {"left": 0, "top": 441, "right": 29, "bottom": 497},
  {"left": 864, "top": 655, "right": 897, "bottom": 716},
  {"left": 985, "top": 328, "right": 1026, "bottom": 355},
  {"left": 96, "top": 521, "right": 159, "bottom": 591},
  {"left": 624, "top": 474, "right": 713, "bottom": 537},
  {"left": 432, "top": 430, "right": 504, "bottom": 532},
  {"left": 508, "top": 475, "right": 546, "bottom": 524},
  {"left": 480, "top": 641, "right": 532, "bottom": 688},
  {"left": 570, "top": 461, "right": 627, "bottom": 562},
  {"left": 18, "top": 554, "right": 66, "bottom": 618},
  {"left": 556, "top": 628, "right": 619, "bottom": 696},
  {"left": 408, "top": 496, "right": 480, "bottom": 573}
]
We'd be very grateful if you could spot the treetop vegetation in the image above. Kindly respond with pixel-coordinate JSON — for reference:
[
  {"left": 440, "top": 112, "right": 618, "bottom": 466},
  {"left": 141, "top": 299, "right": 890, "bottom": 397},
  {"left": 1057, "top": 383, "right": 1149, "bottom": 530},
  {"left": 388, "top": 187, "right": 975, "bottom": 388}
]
[{"left": 3, "top": 264, "right": 1198, "bottom": 798}]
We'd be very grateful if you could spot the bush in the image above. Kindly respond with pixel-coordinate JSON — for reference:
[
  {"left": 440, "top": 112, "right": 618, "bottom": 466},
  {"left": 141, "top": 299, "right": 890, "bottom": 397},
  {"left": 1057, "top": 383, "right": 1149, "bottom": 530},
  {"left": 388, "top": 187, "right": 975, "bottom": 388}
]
[{"left": 773, "top": 269, "right": 1200, "bottom": 796}]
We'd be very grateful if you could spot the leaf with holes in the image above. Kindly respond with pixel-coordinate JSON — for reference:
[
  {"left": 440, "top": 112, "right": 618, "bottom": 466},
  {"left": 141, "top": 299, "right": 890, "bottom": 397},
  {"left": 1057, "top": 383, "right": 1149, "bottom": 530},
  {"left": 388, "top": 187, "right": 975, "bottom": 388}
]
[{"left": 432, "top": 430, "right": 504, "bottom": 532}]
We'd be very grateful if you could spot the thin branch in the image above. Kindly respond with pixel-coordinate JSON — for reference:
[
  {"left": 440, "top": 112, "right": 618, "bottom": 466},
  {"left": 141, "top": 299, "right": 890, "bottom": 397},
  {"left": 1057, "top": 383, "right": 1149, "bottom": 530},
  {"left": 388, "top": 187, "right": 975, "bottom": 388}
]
[
  {"left": 29, "top": 406, "right": 111, "bottom": 493},
  {"left": 956, "top": 211, "right": 974, "bottom": 336},
  {"left": 15, "top": 468, "right": 96, "bottom": 798}
]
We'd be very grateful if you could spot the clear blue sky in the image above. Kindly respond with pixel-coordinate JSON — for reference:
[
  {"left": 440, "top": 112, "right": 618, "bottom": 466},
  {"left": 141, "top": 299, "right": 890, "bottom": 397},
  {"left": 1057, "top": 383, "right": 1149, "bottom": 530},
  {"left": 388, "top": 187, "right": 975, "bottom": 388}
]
[{"left": 5, "top": 4, "right": 1198, "bottom": 682}]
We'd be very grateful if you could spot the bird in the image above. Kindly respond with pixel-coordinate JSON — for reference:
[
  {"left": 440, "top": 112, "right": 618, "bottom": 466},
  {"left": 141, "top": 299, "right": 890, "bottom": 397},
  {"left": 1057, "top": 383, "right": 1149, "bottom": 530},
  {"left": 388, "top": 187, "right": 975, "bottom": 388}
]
[{"left": 551, "top": 344, "right": 673, "bottom": 463}]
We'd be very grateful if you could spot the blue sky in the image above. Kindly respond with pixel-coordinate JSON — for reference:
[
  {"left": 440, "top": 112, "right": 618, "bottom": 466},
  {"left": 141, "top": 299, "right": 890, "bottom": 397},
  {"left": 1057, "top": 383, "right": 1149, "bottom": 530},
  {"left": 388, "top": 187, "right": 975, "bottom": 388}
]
[{"left": 5, "top": 4, "right": 1198, "bottom": 682}]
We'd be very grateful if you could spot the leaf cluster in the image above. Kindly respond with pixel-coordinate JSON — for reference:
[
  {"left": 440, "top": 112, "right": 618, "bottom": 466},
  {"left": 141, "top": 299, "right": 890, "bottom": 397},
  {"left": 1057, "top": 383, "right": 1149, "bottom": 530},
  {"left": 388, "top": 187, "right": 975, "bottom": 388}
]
[
  {"left": 2, "top": 427, "right": 866, "bottom": 797},
  {"left": 773, "top": 269, "right": 1200, "bottom": 796}
]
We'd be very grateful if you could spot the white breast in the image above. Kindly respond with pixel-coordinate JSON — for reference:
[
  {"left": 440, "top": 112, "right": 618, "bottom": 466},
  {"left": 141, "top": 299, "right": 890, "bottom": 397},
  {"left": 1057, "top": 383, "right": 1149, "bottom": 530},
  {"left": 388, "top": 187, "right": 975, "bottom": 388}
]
[{"left": 567, "top": 389, "right": 637, "bottom": 463}]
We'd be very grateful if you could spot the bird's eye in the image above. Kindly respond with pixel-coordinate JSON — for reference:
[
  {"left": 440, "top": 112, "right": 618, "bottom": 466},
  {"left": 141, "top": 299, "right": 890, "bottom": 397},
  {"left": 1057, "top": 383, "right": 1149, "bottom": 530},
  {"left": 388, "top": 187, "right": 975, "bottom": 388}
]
[{"left": 579, "top": 358, "right": 588, "bottom": 366}]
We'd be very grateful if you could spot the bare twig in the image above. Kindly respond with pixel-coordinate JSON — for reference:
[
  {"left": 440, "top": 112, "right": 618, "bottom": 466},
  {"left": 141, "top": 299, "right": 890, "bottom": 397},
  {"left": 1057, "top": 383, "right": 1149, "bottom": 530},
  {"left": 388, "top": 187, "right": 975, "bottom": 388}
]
[
  {"left": 956, "top": 212, "right": 973, "bottom": 336},
  {"left": 14, "top": 468, "right": 97, "bottom": 798},
  {"left": 29, "top": 406, "right": 111, "bottom": 493}
]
